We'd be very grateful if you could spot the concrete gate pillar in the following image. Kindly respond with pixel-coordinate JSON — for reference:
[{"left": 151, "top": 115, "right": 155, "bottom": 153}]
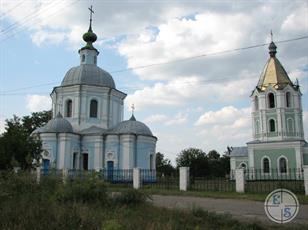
[
  {"left": 179, "top": 167, "right": 190, "bottom": 191},
  {"left": 235, "top": 168, "right": 245, "bottom": 193}
]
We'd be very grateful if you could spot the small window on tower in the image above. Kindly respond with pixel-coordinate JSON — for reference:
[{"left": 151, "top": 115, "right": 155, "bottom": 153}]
[
  {"left": 255, "top": 96, "right": 259, "bottom": 110},
  {"left": 286, "top": 92, "right": 291, "bottom": 107},
  {"left": 268, "top": 93, "right": 275, "bottom": 108},
  {"left": 66, "top": 99, "right": 72, "bottom": 117},
  {"left": 90, "top": 99, "right": 98, "bottom": 118},
  {"left": 82, "top": 55, "right": 85, "bottom": 62},
  {"left": 269, "top": 119, "right": 275, "bottom": 132},
  {"left": 94, "top": 56, "right": 97, "bottom": 64}
]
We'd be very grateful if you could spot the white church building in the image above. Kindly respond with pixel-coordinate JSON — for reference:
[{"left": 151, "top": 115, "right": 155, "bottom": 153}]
[{"left": 33, "top": 17, "right": 157, "bottom": 172}]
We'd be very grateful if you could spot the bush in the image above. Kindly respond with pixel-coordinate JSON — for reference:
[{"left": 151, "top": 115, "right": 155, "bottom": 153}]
[
  {"left": 56, "top": 178, "right": 108, "bottom": 205},
  {"left": 114, "top": 189, "right": 151, "bottom": 206}
]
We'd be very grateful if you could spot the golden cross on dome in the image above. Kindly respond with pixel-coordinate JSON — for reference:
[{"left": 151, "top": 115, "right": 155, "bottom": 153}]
[{"left": 131, "top": 104, "right": 135, "bottom": 115}]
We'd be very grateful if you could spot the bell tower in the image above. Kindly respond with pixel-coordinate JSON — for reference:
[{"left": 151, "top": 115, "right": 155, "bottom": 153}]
[{"left": 250, "top": 39, "right": 304, "bottom": 142}]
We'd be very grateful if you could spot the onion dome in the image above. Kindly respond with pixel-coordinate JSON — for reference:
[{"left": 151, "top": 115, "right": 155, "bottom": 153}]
[
  {"left": 61, "top": 64, "right": 115, "bottom": 88},
  {"left": 257, "top": 41, "right": 293, "bottom": 91},
  {"left": 107, "top": 115, "right": 154, "bottom": 137},
  {"left": 79, "top": 14, "right": 98, "bottom": 53},
  {"left": 39, "top": 112, "right": 73, "bottom": 133}
]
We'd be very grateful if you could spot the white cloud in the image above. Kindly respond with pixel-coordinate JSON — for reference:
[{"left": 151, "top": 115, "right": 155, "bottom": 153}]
[
  {"left": 143, "top": 112, "right": 187, "bottom": 126},
  {"left": 195, "top": 106, "right": 250, "bottom": 126},
  {"left": 281, "top": 6, "right": 308, "bottom": 33},
  {"left": 26, "top": 95, "right": 51, "bottom": 112},
  {"left": 195, "top": 106, "right": 251, "bottom": 147},
  {"left": 143, "top": 114, "right": 168, "bottom": 124},
  {"left": 0, "top": 118, "right": 5, "bottom": 134},
  {"left": 165, "top": 112, "right": 187, "bottom": 126},
  {"left": 126, "top": 74, "right": 256, "bottom": 110}
]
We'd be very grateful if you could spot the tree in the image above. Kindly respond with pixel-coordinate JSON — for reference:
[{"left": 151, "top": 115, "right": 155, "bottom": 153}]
[
  {"left": 0, "top": 110, "right": 51, "bottom": 170},
  {"left": 155, "top": 152, "right": 175, "bottom": 176},
  {"left": 176, "top": 148, "right": 208, "bottom": 177},
  {"left": 207, "top": 150, "right": 220, "bottom": 160}
]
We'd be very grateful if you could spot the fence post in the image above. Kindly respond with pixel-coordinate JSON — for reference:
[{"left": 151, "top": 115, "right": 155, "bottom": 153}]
[
  {"left": 304, "top": 166, "right": 308, "bottom": 196},
  {"left": 133, "top": 168, "right": 141, "bottom": 189},
  {"left": 235, "top": 168, "right": 245, "bottom": 193},
  {"left": 62, "top": 169, "right": 68, "bottom": 184},
  {"left": 36, "top": 166, "right": 41, "bottom": 184},
  {"left": 179, "top": 167, "right": 189, "bottom": 191}
]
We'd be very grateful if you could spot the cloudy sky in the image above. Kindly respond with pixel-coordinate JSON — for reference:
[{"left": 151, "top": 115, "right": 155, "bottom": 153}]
[{"left": 0, "top": 0, "right": 307, "bottom": 163}]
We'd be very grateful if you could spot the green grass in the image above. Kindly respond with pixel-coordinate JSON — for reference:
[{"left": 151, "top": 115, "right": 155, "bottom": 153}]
[{"left": 1, "top": 172, "right": 307, "bottom": 229}]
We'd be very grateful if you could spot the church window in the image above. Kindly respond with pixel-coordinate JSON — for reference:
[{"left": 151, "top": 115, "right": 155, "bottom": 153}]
[
  {"left": 255, "top": 120, "right": 260, "bottom": 134},
  {"left": 240, "top": 162, "right": 247, "bottom": 170},
  {"left": 90, "top": 99, "right": 98, "bottom": 118},
  {"left": 263, "top": 158, "right": 270, "bottom": 173},
  {"left": 66, "top": 99, "right": 72, "bottom": 117},
  {"left": 254, "top": 96, "right": 259, "bottom": 111},
  {"left": 73, "top": 153, "right": 78, "bottom": 169},
  {"left": 279, "top": 157, "right": 287, "bottom": 173},
  {"left": 94, "top": 56, "right": 97, "bottom": 64},
  {"left": 82, "top": 54, "right": 85, "bottom": 62},
  {"left": 287, "top": 118, "right": 294, "bottom": 133},
  {"left": 269, "top": 119, "right": 275, "bottom": 132},
  {"left": 268, "top": 93, "right": 275, "bottom": 108},
  {"left": 286, "top": 92, "right": 291, "bottom": 107}
]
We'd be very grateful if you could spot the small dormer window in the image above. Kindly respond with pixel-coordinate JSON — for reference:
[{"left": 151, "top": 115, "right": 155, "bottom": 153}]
[{"left": 82, "top": 55, "right": 85, "bottom": 62}]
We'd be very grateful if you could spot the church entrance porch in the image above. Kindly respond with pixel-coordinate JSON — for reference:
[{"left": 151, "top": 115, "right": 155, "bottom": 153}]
[{"left": 42, "top": 159, "right": 50, "bottom": 175}]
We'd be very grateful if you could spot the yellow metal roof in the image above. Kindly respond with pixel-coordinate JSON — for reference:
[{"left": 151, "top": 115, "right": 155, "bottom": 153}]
[{"left": 257, "top": 55, "right": 293, "bottom": 91}]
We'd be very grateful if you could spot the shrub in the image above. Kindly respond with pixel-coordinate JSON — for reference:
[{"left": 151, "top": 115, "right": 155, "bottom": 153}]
[
  {"left": 56, "top": 178, "right": 108, "bottom": 205},
  {"left": 114, "top": 189, "right": 151, "bottom": 206}
]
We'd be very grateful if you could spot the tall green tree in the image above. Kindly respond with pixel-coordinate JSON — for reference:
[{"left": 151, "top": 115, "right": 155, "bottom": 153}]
[
  {"left": 176, "top": 148, "right": 208, "bottom": 177},
  {"left": 0, "top": 110, "right": 51, "bottom": 170},
  {"left": 156, "top": 152, "right": 175, "bottom": 176}
]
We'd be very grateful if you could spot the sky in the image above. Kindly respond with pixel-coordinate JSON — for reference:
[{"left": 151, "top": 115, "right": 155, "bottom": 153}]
[{"left": 0, "top": 0, "right": 307, "bottom": 164}]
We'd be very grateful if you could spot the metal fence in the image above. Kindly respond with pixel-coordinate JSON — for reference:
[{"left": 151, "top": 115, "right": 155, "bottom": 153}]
[
  {"left": 141, "top": 170, "right": 179, "bottom": 190},
  {"left": 189, "top": 174, "right": 235, "bottom": 192},
  {"left": 244, "top": 168, "right": 305, "bottom": 194}
]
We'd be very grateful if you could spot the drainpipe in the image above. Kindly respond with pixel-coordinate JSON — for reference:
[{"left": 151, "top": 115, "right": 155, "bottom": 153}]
[{"left": 106, "top": 88, "right": 112, "bottom": 128}]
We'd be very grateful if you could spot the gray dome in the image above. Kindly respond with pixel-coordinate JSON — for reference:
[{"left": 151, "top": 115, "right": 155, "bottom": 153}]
[
  {"left": 40, "top": 113, "right": 73, "bottom": 133},
  {"left": 108, "top": 115, "right": 153, "bottom": 136},
  {"left": 61, "top": 64, "right": 115, "bottom": 88}
]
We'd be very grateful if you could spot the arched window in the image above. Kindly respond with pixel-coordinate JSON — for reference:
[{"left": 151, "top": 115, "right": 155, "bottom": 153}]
[
  {"left": 66, "top": 99, "right": 72, "bottom": 117},
  {"left": 287, "top": 118, "right": 294, "bottom": 133},
  {"left": 268, "top": 93, "right": 275, "bottom": 108},
  {"left": 240, "top": 163, "right": 247, "bottom": 169},
  {"left": 82, "top": 55, "right": 85, "bottom": 62},
  {"left": 269, "top": 119, "right": 275, "bottom": 132},
  {"left": 263, "top": 158, "right": 270, "bottom": 173},
  {"left": 89, "top": 99, "right": 98, "bottom": 118},
  {"left": 279, "top": 157, "right": 287, "bottom": 173},
  {"left": 286, "top": 92, "right": 291, "bottom": 107},
  {"left": 255, "top": 120, "right": 260, "bottom": 134},
  {"left": 255, "top": 96, "right": 259, "bottom": 111}
]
